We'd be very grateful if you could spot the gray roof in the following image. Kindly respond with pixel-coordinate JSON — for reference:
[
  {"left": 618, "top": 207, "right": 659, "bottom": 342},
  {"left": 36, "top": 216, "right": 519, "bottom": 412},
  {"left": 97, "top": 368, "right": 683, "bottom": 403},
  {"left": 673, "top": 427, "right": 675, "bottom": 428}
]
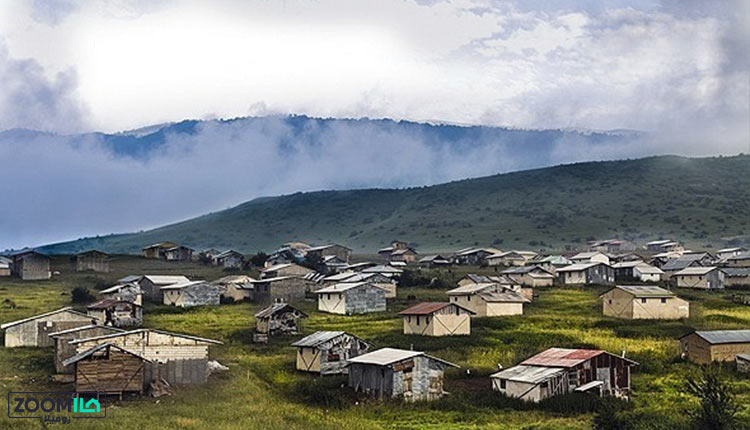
[
  {"left": 556, "top": 262, "right": 607, "bottom": 272},
  {"left": 683, "top": 330, "right": 750, "bottom": 345},
  {"left": 62, "top": 343, "right": 150, "bottom": 367},
  {"left": 315, "top": 282, "right": 374, "bottom": 294},
  {"left": 673, "top": 267, "right": 720, "bottom": 276},
  {"left": 1, "top": 307, "right": 93, "bottom": 330},
  {"left": 69, "top": 328, "right": 223, "bottom": 345},
  {"left": 142, "top": 275, "right": 190, "bottom": 285},
  {"left": 662, "top": 258, "right": 701, "bottom": 271},
  {"left": 722, "top": 268, "right": 750, "bottom": 277},
  {"left": 346, "top": 348, "right": 458, "bottom": 368},
  {"left": 48, "top": 324, "right": 124, "bottom": 338},
  {"left": 290, "top": 331, "right": 367, "bottom": 348},
  {"left": 479, "top": 290, "right": 529, "bottom": 303},
  {"left": 100, "top": 283, "right": 141, "bottom": 294},
  {"left": 490, "top": 365, "right": 566, "bottom": 383},
  {"left": 361, "top": 265, "right": 403, "bottom": 274},
  {"left": 604, "top": 285, "right": 676, "bottom": 298}
]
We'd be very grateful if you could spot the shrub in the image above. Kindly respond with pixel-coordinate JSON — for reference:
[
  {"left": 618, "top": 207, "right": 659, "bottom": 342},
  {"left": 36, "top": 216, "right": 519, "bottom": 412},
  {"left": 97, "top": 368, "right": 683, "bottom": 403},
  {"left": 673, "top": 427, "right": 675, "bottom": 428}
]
[
  {"left": 249, "top": 252, "right": 268, "bottom": 267},
  {"left": 71, "top": 287, "right": 95, "bottom": 304},
  {"left": 685, "top": 367, "right": 739, "bottom": 430}
]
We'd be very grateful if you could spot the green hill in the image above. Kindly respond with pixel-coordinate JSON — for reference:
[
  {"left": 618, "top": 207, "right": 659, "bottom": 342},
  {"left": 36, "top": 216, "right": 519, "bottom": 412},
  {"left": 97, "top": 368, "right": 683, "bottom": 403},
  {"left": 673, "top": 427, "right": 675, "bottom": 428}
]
[{"left": 39, "top": 154, "right": 750, "bottom": 254}]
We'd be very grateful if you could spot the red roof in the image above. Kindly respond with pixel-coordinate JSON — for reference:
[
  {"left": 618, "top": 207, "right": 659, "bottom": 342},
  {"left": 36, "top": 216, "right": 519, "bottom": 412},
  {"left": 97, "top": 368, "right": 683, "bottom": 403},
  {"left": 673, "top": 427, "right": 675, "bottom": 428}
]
[
  {"left": 521, "top": 348, "right": 604, "bottom": 368},
  {"left": 399, "top": 302, "right": 455, "bottom": 315}
]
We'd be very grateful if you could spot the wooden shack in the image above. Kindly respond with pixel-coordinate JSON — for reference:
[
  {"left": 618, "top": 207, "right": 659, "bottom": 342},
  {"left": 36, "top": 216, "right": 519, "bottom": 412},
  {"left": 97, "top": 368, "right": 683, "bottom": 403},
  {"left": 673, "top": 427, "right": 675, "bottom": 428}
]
[
  {"left": 315, "top": 282, "right": 387, "bottom": 315},
  {"left": 556, "top": 262, "right": 615, "bottom": 286},
  {"left": 161, "top": 281, "right": 220, "bottom": 307},
  {"left": 600, "top": 286, "right": 689, "bottom": 320},
  {"left": 139, "top": 275, "right": 190, "bottom": 302},
  {"left": 253, "top": 302, "right": 308, "bottom": 343},
  {"left": 49, "top": 325, "right": 124, "bottom": 374},
  {"left": 399, "top": 302, "right": 474, "bottom": 336},
  {"left": 679, "top": 330, "right": 750, "bottom": 364},
  {"left": 70, "top": 329, "right": 222, "bottom": 385},
  {"left": 0, "top": 256, "right": 12, "bottom": 276},
  {"left": 87, "top": 299, "right": 143, "bottom": 327},
  {"left": 163, "top": 245, "right": 194, "bottom": 261},
  {"left": 141, "top": 242, "right": 177, "bottom": 259},
  {"left": 214, "top": 275, "right": 254, "bottom": 302},
  {"left": 64, "top": 343, "right": 150, "bottom": 395},
  {"left": 305, "top": 244, "right": 352, "bottom": 263},
  {"left": 346, "top": 348, "right": 458, "bottom": 401},
  {"left": 291, "top": 331, "right": 371, "bottom": 375},
  {"left": 491, "top": 348, "right": 638, "bottom": 402},
  {"left": 11, "top": 250, "right": 51, "bottom": 280},
  {"left": 99, "top": 282, "right": 142, "bottom": 306},
  {"left": 1, "top": 307, "right": 97, "bottom": 347},
  {"left": 214, "top": 250, "right": 245, "bottom": 269},
  {"left": 75, "top": 250, "right": 110, "bottom": 273},
  {"left": 250, "top": 276, "right": 317, "bottom": 304}
]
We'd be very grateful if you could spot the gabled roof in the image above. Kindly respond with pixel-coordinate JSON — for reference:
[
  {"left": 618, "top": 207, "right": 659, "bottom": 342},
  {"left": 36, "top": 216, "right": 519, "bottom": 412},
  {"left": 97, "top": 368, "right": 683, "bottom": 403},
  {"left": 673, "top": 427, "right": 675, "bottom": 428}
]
[
  {"left": 1, "top": 307, "right": 93, "bottom": 330},
  {"left": 502, "top": 266, "right": 554, "bottom": 276},
  {"left": 718, "top": 247, "right": 747, "bottom": 253},
  {"left": 76, "top": 249, "right": 109, "bottom": 257},
  {"left": 291, "top": 331, "right": 368, "bottom": 348},
  {"left": 601, "top": 285, "right": 676, "bottom": 298},
  {"left": 254, "top": 303, "right": 308, "bottom": 319},
  {"left": 727, "top": 252, "right": 750, "bottom": 261},
  {"left": 307, "top": 244, "right": 352, "bottom": 252},
  {"left": 479, "top": 290, "right": 529, "bottom": 303},
  {"left": 315, "top": 282, "right": 375, "bottom": 294},
  {"left": 142, "top": 242, "right": 177, "bottom": 250},
  {"left": 611, "top": 261, "right": 645, "bottom": 269},
  {"left": 48, "top": 324, "right": 124, "bottom": 338},
  {"left": 160, "top": 280, "right": 208, "bottom": 290},
  {"left": 532, "top": 255, "right": 572, "bottom": 265},
  {"left": 398, "top": 302, "right": 475, "bottom": 315},
  {"left": 213, "top": 275, "right": 254, "bottom": 284},
  {"left": 556, "top": 262, "right": 608, "bottom": 272},
  {"left": 662, "top": 258, "right": 702, "bottom": 271},
  {"left": 571, "top": 251, "right": 608, "bottom": 260},
  {"left": 142, "top": 275, "right": 190, "bottom": 285},
  {"left": 87, "top": 299, "right": 141, "bottom": 309},
  {"left": 117, "top": 275, "right": 143, "bottom": 284},
  {"left": 490, "top": 365, "right": 566, "bottom": 383},
  {"left": 346, "top": 348, "right": 458, "bottom": 368},
  {"left": 100, "top": 283, "right": 140, "bottom": 294},
  {"left": 361, "top": 265, "right": 403, "bottom": 274},
  {"left": 62, "top": 343, "right": 151, "bottom": 367},
  {"left": 521, "top": 348, "right": 637, "bottom": 368},
  {"left": 249, "top": 276, "right": 302, "bottom": 283},
  {"left": 673, "top": 267, "right": 720, "bottom": 276},
  {"left": 446, "top": 282, "right": 498, "bottom": 295},
  {"left": 69, "top": 328, "right": 223, "bottom": 345},
  {"left": 418, "top": 255, "right": 450, "bottom": 263},
  {"left": 680, "top": 330, "right": 750, "bottom": 345},
  {"left": 633, "top": 264, "right": 664, "bottom": 274},
  {"left": 722, "top": 268, "right": 750, "bottom": 277}
]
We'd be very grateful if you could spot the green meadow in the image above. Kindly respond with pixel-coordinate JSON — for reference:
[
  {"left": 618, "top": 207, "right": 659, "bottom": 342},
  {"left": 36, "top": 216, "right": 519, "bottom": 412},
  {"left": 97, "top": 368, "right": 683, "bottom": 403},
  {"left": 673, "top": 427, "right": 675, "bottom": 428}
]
[{"left": 1, "top": 256, "right": 749, "bottom": 429}]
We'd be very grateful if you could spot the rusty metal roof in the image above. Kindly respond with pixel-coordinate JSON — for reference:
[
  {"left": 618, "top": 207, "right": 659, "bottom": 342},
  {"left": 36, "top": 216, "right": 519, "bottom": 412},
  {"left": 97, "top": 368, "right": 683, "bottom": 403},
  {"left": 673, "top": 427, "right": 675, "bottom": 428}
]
[{"left": 521, "top": 348, "right": 604, "bottom": 367}]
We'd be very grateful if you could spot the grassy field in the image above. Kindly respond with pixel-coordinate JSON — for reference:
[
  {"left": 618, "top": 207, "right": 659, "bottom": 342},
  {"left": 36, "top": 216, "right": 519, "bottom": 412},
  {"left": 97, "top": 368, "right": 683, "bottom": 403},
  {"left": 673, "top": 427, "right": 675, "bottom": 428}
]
[{"left": 1, "top": 257, "right": 749, "bottom": 430}]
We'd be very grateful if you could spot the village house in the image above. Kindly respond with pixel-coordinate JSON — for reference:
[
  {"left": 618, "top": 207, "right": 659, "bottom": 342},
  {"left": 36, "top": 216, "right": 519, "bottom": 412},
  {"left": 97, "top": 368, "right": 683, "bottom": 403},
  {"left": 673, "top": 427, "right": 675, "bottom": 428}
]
[
  {"left": 486, "top": 250, "right": 538, "bottom": 267},
  {"left": 99, "top": 282, "right": 143, "bottom": 306},
  {"left": 75, "top": 250, "right": 110, "bottom": 273},
  {"left": 87, "top": 299, "right": 143, "bottom": 327},
  {"left": 323, "top": 271, "right": 397, "bottom": 298},
  {"left": 291, "top": 331, "right": 371, "bottom": 375},
  {"left": 10, "top": 250, "right": 51, "bottom": 280},
  {"left": 64, "top": 343, "right": 151, "bottom": 396},
  {"left": 722, "top": 252, "right": 750, "bottom": 268},
  {"left": 611, "top": 260, "right": 644, "bottom": 280},
  {"left": 139, "top": 275, "right": 190, "bottom": 302},
  {"left": 346, "top": 348, "right": 458, "bottom": 401},
  {"left": 214, "top": 275, "right": 255, "bottom": 302},
  {"left": 251, "top": 276, "right": 318, "bottom": 304},
  {"left": 306, "top": 244, "right": 352, "bottom": 263},
  {"left": 717, "top": 247, "right": 748, "bottom": 260},
  {"left": 0, "top": 256, "right": 11, "bottom": 276},
  {"left": 679, "top": 330, "right": 750, "bottom": 364},
  {"left": 673, "top": 267, "right": 725, "bottom": 289},
  {"left": 315, "top": 282, "right": 387, "bottom": 315},
  {"left": 446, "top": 283, "right": 529, "bottom": 317},
  {"left": 163, "top": 245, "right": 194, "bottom": 261},
  {"left": 600, "top": 286, "right": 689, "bottom": 320},
  {"left": 556, "top": 262, "right": 615, "bottom": 286},
  {"left": 529, "top": 255, "right": 571, "bottom": 274},
  {"left": 389, "top": 248, "right": 419, "bottom": 264},
  {"left": 49, "top": 325, "right": 124, "bottom": 374},
  {"left": 260, "top": 262, "right": 314, "bottom": 279},
  {"left": 378, "top": 240, "right": 410, "bottom": 259},
  {"left": 453, "top": 247, "right": 499, "bottom": 266},
  {"left": 161, "top": 281, "right": 221, "bottom": 307},
  {"left": 660, "top": 257, "right": 703, "bottom": 279},
  {"left": 491, "top": 348, "right": 637, "bottom": 402},
  {"left": 70, "top": 329, "right": 222, "bottom": 385},
  {"left": 141, "top": 242, "right": 177, "bottom": 259},
  {"left": 418, "top": 254, "right": 451, "bottom": 268},
  {"left": 610, "top": 252, "right": 646, "bottom": 264},
  {"left": 320, "top": 255, "right": 349, "bottom": 273},
  {"left": 253, "top": 302, "right": 307, "bottom": 343},
  {"left": 399, "top": 302, "right": 474, "bottom": 336},
  {"left": 646, "top": 239, "right": 683, "bottom": 253},
  {"left": 649, "top": 251, "right": 684, "bottom": 268},
  {"left": 632, "top": 264, "right": 664, "bottom": 283},
  {"left": 723, "top": 268, "right": 750, "bottom": 287},
  {"left": 213, "top": 250, "right": 245, "bottom": 269},
  {"left": 502, "top": 266, "right": 555, "bottom": 287},
  {"left": 1, "top": 307, "right": 97, "bottom": 347},
  {"left": 588, "top": 239, "right": 635, "bottom": 254},
  {"left": 361, "top": 265, "right": 404, "bottom": 277},
  {"left": 569, "top": 251, "right": 611, "bottom": 265}
]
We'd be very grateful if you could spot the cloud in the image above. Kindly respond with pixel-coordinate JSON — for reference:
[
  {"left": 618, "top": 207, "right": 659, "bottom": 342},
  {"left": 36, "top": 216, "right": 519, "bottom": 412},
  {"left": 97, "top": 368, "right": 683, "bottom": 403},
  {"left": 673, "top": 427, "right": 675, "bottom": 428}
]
[
  {"left": 30, "top": 0, "right": 79, "bottom": 25},
  {"left": 0, "top": 41, "right": 89, "bottom": 133}
]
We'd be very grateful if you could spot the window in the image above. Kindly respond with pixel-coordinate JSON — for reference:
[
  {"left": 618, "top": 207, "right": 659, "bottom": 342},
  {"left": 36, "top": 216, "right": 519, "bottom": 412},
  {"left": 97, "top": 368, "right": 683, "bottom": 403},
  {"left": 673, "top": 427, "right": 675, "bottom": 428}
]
[
  {"left": 467, "top": 296, "right": 471, "bottom": 302},
  {"left": 661, "top": 298, "right": 667, "bottom": 304},
  {"left": 416, "top": 316, "right": 420, "bottom": 326},
  {"left": 608, "top": 299, "right": 612, "bottom": 304},
  {"left": 456, "top": 307, "right": 460, "bottom": 316},
  {"left": 426, "top": 316, "right": 430, "bottom": 325},
  {"left": 408, "top": 316, "right": 411, "bottom": 323},
  {"left": 327, "top": 294, "right": 331, "bottom": 300},
  {"left": 641, "top": 298, "right": 647, "bottom": 304},
  {"left": 500, "top": 380, "right": 506, "bottom": 389}
]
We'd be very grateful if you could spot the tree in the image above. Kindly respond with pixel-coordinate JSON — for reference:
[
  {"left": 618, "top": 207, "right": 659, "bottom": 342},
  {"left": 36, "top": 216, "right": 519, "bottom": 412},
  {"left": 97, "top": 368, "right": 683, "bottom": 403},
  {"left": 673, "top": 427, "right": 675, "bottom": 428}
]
[
  {"left": 685, "top": 367, "right": 739, "bottom": 430},
  {"left": 249, "top": 252, "right": 268, "bottom": 267},
  {"left": 71, "top": 287, "right": 95, "bottom": 304}
]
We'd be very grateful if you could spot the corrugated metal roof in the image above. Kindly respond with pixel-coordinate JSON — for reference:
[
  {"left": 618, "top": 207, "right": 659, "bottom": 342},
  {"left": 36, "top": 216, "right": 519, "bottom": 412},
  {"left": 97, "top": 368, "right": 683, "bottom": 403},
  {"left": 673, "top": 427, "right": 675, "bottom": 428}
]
[
  {"left": 633, "top": 264, "right": 663, "bottom": 274},
  {"left": 68, "top": 328, "right": 223, "bottom": 345},
  {"left": 446, "top": 282, "right": 498, "bottom": 295},
  {"left": 315, "top": 282, "right": 371, "bottom": 294},
  {"left": 479, "top": 290, "right": 529, "bottom": 303},
  {"left": 62, "top": 343, "right": 151, "bottom": 367},
  {"left": 610, "top": 285, "right": 675, "bottom": 298},
  {"left": 160, "top": 280, "right": 207, "bottom": 290},
  {"left": 556, "top": 262, "right": 606, "bottom": 272},
  {"left": 361, "top": 265, "right": 403, "bottom": 274},
  {"left": 48, "top": 325, "right": 124, "bottom": 338},
  {"left": 87, "top": 299, "right": 140, "bottom": 309},
  {"left": 398, "top": 302, "right": 474, "bottom": 315},
  {"left": 723, "top": 268, "right": 750, "bottom": 277},
  {"left": 689, "top": 330, "right": 750, "bottom": 345},
  {"left": 490, "top": 365, "right": 566, "bottom": 383},
  {"left": 142, "top": 275, "right": 190, "bottom": 285},
  {"left": 254, "top": 303, "right": 307, "bottom": 319},
  {"left": 521, "top": 348, "right": 604, "bottom": 367},
  {"left": 100, "top": 283, "right": 140, "bottom": 294},
  {"left": 1, "top": 307, "right": 92, "bottom": 330},
  {"left": 673, "top": 267, "right": 719, "bottom": 276},
  {"left": 117, "top": 275, "right": 143, "bottom": 284},
  {"left": 291, "top": 331, "right": 347, "bottom": 347},
  {"left": 346, "top": 348, "right": 458, "bottom": 368}
]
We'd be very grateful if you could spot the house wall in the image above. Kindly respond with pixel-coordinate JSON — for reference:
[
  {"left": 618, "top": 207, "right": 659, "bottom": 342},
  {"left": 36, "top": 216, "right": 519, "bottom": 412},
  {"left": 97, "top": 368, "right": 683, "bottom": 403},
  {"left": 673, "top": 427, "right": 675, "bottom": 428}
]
[
  {"left": 631, "top": 296, "right": 689, "bottom": 320},
  {"left": 163, "top": 285, "right": 221, "bottom": 308},
  {"left": 318, "top": 292, "right": 347, "bottom": 314},
  {"left": 492, "top": 379, "right": 541, "bottom": 402},
  {"left": 676, "top": 271, "right": 725, "bottom": 289},
  {"left": 74, "top": 331, "right": 211, "bottom": 364},
  {"left": 15, "top": 255, "right": 51, "bottom": 280},
  {"left": 682, "top": 335, "right": 750, "bottom": 364},
  {"left": 101, "top": 285, "right": 142, "bottom": 306},
  {"left": 76, "top": 255, "right": 109, "bottom": 273},
  {"left": 726, "top": 275, "right": 750, "bottom": 287},
  {"left": 448, "top": 294, "right": 479, "bottom": 313},
  {"left": 560, "top": 270, "right": 587, "bottom": 285},
  {"left": 586, "top": 265, "right": 615, "bottom": 285},
  {"left": 372, "top": 282, "right": 397, "bottom": 298},
  {"left": 709, "top": 343, "right": 750, "bottom": 362},
  {"left": 296, "top": 347, "right": 322, "bottom": 373},
  {"left": 54, "top": 326, "right": 121, "bottom": 374},
  {"left": 221, "top": 284, "right": 251, "bottom": 302},
  {"left": 296, "top": 335, "right": 368, "bottom": 375},
  {"left": 601, "top": 288, "right": 634, "bottom": 319},
  {"left": 343, "top": 285, "right": 386, "bottom": 315},
  {"left": 75, "top": 349, "right": 145, "bottom": 394},
  {"left": 484, "top": 302, "right": 524, "bottom": 317},
  {"left": 4, "top": 313, "right": 94, "bottom": 348},
  {"left": 254, "top": 279, "right": 311, "bottom": 304},
  {"left": 402, "top": 312, "right": 471, "bottom": 336},
  {"left": 348, "top": 363, "right": 395, "bottom": 398},
  {"left": 140, "top": 279, "right": 166, "bottom": 302}
]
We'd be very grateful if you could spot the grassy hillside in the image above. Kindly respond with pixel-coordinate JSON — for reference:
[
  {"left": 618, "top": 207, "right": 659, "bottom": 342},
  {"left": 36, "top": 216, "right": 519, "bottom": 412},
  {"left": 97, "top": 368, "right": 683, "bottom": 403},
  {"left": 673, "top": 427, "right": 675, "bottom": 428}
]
[{"left": 40, "top": 154, "right": 750, "bottom": 254}]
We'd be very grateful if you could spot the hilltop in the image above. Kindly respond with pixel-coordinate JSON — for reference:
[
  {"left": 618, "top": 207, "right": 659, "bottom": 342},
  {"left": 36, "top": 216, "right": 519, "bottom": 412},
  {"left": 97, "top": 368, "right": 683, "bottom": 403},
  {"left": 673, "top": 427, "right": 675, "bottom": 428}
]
[{"left": 38, "top": 154, "right": 750, "bottom": 254}]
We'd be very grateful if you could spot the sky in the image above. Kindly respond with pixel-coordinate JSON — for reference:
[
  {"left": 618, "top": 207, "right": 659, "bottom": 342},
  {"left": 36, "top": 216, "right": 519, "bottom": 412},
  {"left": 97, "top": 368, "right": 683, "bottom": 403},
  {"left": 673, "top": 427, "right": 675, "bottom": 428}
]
[{"left": 0, "top": 0, "right": 748, "bottom": 249}]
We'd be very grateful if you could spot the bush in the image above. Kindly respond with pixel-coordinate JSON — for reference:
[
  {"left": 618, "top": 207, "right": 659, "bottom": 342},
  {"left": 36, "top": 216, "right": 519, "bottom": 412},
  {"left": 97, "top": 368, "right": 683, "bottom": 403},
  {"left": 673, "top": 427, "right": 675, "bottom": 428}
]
[
  {"left": 685, "top": 367, "right": 740, "bottom": 430},
  {"left": 249, "top": 252, "right": 268, "bottom": 267},
  {"left": 71, "top": 287, "right": 95, "bottom": 304}
]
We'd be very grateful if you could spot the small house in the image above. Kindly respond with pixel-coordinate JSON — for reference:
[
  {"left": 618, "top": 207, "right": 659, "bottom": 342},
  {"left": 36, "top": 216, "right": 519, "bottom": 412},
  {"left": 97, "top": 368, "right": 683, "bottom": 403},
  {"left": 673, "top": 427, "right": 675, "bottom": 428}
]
[
  {"left": 399, "top": 302, "right": 474, "bottom": 336},
  {"left": 570, "top": 251, "right": 611, "bottom": 265},
  {"left": 254, "top": 302, "right": 308, "bottom": 342},
  {"left": 87, "top": 299, "right": 143, "bottom": 327},
  {"left": 291, "top": 331, "right": 371, "bottom": 375},
  {"left": 49, "top": 325, "right": 124, "bottom": 374},
  {"left": 260, "top": 263, "right": 314, "bottom": 279},
  {"left": 389, "top": 248, "right": 419, "bottom": 264},
  {"left": 530, "top": 255, "right": 571, "bottom": 274},
  {"left": 717, "top": 247, "right": 748, "bottom": 260},
  {"left": 64, "top": 343, "right": 150, "bottom": 395},
  {"left": 446, "top": 283, "right": 529, "bottom": 317},
  {"left": 418, "top": 255, "right": 451, "bottom": 268},
  {"left": 491, "top": 348, "right": 637, "bottom": 402},
  {"left": 141, "top": 242, "right": 177, "bottom": 259},
  {"left": 588, "top": 239, "right": 635, "bottom": 254},
  {"left": 214, "top": 250, "right": 245, "bottom": 269},
  {"left": 323, "top": 272, "right": 397, "bottom": 298},
  {"left": 321, "top": 255, "right": 349, "bottom": 273},
  {"left": 453, "top": 248, "right": 498, "bottom": 266},
  {"left": 11, "top": 250, "right": 51, "bottom": 280},
  {"left": 1, "top": 307, "right": 97, "bottom": 347},
  {"left": 600, "top": 286, "right": 689, "bottom": 320},
  {"left": 378, "top": 241, "right": 412, "bottom": 262},
  {"left": 99, "top": 282, "right": 142, "bottom": 306},
  {"left": 214, "top": 275, "right": 255, "bottom": 302},
  {"left": 251, "top": 276, "right": 318, "bottom": 304},
  {"left": 556, "top": 262, "right": 614, "bottom": 286},
  {"left": 673, "top": 267, "right": 725, "bottom": 289},
  {"left": 679, "top": 330, "right": 750, "bottom": 364},
  {"left": 75, "top": 250, "right": 110, "bottom": 273},
  {"left": 0, "top": 256, "right": 11, "bottom": 276},
  {"left": 161, "top": 281, "right": 220, "bottom": 307},
  {"left": 646, "top": 240, "right": 683, "bottom": 253},
  {"left": 315, "top": 282, "right": 387, "bottom": 315},
  {"left": 163, "top": 245, "right": 194, "bottom": 261},
  {"left": 502, "top": 266, "right": 555, "bottom": 287},
  {"left": 632, "top": 264, "right": 664, "bottom": 282},
  {"left": 70, "top": 329, "right": 222, "bottom": 385},
  {"left": 139, "top": 275, "right": 190, "bottom": 302},
  {"left": 723, "top": 252, "right": 750, "bottom": 268},
  {"left": 723, "top": 268, "right": 750, "bottom": 287},
  {"left": 361, "top": 265, "right": 404, "bottom": 277},
  {"left": 346, "top": 348, "right": 458, "bottom": 401},
  {"left": 306, "top": 244, "right": 352, "bottom": 263},
  {"left": 486, "top": 250, "right": 538, "bottom": 267}
]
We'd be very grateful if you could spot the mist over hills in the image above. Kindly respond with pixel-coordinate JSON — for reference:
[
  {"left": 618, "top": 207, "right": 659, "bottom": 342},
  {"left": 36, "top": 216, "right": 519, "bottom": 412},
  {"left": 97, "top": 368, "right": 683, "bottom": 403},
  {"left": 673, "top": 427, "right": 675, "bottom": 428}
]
[{"left": 37, "top": 154, "right": 750, "bottom": 255}]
